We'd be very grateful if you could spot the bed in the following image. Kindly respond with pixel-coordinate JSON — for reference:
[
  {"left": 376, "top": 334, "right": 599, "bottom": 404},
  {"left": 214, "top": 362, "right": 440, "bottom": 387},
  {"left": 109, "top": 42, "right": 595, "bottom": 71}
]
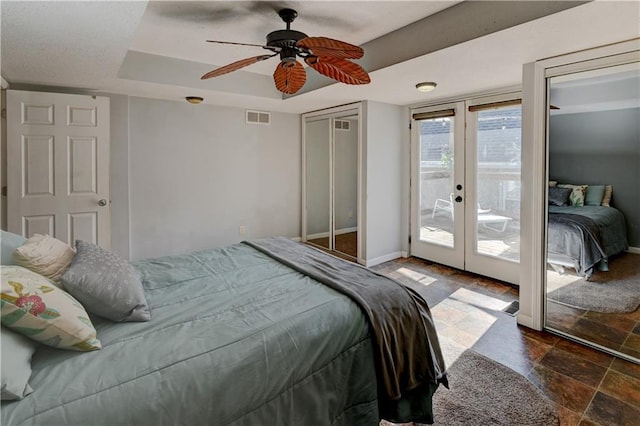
[
  {"left": 547, "top": 205, "right": 628, "bottom": 279},
  {"left": 1, "top": 234, "right": 447, "bottom": 425}
]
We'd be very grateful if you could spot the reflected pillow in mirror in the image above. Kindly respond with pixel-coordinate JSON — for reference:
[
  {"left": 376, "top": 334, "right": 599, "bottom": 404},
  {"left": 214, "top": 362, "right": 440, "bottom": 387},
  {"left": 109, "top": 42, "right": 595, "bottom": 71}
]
[
  {"left": 601, "top": 185, "right": 613, "bottom": 207},
  {"left": 557, "top": 184, "right": 587, "bottom": 206},
  {"left": 585, "top": 185, "right": 605, "bottom": 206},
  {"left": 548, "top": 187, "right": 573, "bottom": 206}
]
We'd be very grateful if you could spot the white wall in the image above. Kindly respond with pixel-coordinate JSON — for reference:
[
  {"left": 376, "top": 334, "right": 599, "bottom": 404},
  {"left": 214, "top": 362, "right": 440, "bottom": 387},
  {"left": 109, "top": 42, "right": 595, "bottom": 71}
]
[
  {"left": 127, "top": 97, "right": 300, "bottom": 260},
  {"left": 399, "top": 108, "right": 411, "bottom": 256},
  {"left": 109, "top": 94, "right": 131, "bottom": 259},
  {"left": 363, "top": 101, "right": 405, "bottom": 263}
]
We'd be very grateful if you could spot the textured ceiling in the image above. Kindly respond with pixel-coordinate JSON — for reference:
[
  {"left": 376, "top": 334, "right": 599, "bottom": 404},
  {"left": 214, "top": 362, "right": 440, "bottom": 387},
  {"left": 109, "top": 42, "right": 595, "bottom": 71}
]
[{"left": 2, "top": 1, "right": 639, "bottom": 113}]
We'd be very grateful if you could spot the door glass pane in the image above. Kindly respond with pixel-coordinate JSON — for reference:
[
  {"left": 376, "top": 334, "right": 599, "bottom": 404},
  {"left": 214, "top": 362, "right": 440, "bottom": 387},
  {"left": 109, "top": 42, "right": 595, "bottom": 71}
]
[
  {"left": 475, "top": 106, "right": 521, "bottom": 261},
  {"left": 333, "top": 117, "right": 358, "bottom": 258},
  {"left": 419, "top": 117, "right": 455, "bottom": 248},
  {"left": 305, "top": 119, "right": 331, "bottom": 249}
]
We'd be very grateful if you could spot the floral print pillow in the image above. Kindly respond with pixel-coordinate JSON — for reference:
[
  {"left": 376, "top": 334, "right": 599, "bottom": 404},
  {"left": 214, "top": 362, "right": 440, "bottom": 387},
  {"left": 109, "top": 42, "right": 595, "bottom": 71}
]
[{"left": 1, "top": 266, "right": 101, "bottom": 351}]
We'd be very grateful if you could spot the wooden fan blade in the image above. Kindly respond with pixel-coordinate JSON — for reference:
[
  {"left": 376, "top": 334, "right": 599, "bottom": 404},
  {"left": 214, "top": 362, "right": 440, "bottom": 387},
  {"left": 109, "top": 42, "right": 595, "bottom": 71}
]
[
  {"left": 201, "top": 54, "right": 274, "bottom": 79},
  {"left": 206, "top": 40, "right": 280, "bottom": 52},
  {"left": 296, "top": 37, "right": 364, "bottom": 59},
  {"left": 273, "top": 60, "right": 307, "bottom": 94},
  {"left": 305, "top": 56, "right": 370, "bottom": 85}
]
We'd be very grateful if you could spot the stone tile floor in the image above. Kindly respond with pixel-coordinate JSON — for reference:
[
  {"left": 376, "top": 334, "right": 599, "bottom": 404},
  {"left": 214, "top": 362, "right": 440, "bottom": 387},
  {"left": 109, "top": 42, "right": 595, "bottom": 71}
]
[{"left": 371, "top": 256, "right": 640, "bottom": 426}]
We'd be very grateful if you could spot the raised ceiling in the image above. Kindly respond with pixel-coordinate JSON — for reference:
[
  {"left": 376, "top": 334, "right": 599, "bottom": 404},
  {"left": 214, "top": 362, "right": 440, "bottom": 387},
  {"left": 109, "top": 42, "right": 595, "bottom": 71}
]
[{"left": 2, "top": 1, "right": 639, "bottom": 113}]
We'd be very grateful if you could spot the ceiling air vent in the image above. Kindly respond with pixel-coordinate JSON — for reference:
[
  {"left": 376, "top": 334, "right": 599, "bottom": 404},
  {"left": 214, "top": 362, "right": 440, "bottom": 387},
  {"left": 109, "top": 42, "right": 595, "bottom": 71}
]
[
  {"left": 335, "top": 119, "right": 350, "bottom": 131},
  {"left": 246, "top": 110, "right": 271, "bottom": 125}
]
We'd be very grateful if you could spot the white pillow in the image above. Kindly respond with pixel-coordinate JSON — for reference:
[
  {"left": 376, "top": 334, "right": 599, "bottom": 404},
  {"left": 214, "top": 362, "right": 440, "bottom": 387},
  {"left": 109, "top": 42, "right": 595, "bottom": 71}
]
[{"left": 13, "top": 234, "right": 75, "bottom": 283}]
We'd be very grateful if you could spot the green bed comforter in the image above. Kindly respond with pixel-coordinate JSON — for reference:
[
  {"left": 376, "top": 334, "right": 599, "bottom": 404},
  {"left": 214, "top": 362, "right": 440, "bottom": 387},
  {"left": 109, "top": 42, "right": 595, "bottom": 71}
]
[
  {"left": 548, "top": 205, "right": 628, "bottom": 257},
  {"left": 1, "top": 243, "right": 379, "bottom": 425}
]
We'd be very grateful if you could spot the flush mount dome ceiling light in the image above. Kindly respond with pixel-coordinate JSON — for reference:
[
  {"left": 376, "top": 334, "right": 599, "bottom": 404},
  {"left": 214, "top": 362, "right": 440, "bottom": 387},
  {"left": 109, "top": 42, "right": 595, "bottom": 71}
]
[
  {"left": 416, "top": 82, "right": 437, "bottom": 92},
  {"left": 185, "top": 96, "right": 204, "bottom": 104}
]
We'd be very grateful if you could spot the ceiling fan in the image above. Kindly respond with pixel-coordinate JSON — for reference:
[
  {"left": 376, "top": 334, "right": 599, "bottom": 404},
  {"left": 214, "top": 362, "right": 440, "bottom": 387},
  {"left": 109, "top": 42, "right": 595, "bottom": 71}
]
[{"left": 201, "top": 8, "right": 370, "bottom": 95}]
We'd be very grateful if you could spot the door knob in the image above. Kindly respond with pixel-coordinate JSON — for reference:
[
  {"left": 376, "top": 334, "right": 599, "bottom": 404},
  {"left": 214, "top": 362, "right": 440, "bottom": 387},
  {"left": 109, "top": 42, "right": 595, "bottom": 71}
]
[
  {"left": 98, "top": 199, "right": 108, "bottom": 207},
  {"left": 454, "top": 196, "right": 463, "bottom": 203}
]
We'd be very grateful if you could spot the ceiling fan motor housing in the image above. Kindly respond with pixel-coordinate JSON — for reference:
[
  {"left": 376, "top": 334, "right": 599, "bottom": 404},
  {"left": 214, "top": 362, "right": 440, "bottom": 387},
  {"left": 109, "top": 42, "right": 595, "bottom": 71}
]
[
  {"left": 266, "top": 29, "right": 308, "bottom": 49},
  {"left": 267, "top": 28, "right": 308, "bottom": 66}
]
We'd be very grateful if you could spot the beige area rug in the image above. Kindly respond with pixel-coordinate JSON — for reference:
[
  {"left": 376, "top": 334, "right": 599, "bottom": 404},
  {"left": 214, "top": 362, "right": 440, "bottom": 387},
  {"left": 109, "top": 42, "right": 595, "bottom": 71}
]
[
  {"left": 381, "top": 349, "right": 559, "bottom": 426},
  {"left": 547, "top": 252, "right": 640, "bottom": 313}
]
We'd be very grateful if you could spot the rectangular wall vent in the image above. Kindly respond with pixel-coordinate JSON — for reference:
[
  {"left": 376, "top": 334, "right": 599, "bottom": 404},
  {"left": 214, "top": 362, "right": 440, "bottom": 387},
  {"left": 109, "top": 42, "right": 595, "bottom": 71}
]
[
  {"left": 246, "top": 110, "right": 271, "bottom": 125},
  {"left": 334, "top": 119, "right": 350, "bottom": 131}
]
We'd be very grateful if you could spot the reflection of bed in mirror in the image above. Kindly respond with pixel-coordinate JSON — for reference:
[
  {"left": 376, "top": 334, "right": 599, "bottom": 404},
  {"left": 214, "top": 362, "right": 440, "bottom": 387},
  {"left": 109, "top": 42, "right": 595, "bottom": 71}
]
[{"left": 547, "top": 205, "right": 628, "bottom": 279}]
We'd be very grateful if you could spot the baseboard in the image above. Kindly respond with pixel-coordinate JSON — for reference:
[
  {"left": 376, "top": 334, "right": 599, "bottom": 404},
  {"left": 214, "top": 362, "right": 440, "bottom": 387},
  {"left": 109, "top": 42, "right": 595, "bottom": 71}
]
[
  {"left": 290, "top": 236, "right": 301, "bottom": 242},
  {"left": 334, "top": 226, "right": 357, "bottom": 236},
  {"left": 307, "top": 227, "right": 357, "bottom": 240},
  {"left": 365, "top": 251, "right": 402, "bottom": 267},
  {"left": 627, "top": 246, "right": 640, "bottom": 254},
  {"left": 306, "top": 231, "right": 329, "bottom": 240},
  {"left": 400, "top": 251, "right": 409, "bottom": 258}
]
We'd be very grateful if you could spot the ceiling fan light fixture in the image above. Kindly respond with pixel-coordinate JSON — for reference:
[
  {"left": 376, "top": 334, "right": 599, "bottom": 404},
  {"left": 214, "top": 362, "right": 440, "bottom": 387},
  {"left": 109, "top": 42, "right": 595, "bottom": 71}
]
[
  {"left": 416, "top": 82, "right": 437, "bottom": 92},
  {"left": 185, "top": 96, "right": 204, "bottom": 104}
]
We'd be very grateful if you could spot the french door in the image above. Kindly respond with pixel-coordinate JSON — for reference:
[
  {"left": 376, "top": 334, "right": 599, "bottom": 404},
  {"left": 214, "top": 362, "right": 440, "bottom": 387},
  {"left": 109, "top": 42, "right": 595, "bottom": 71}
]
[{"left": 410, "top": 93, "right": 522, "bottom": 284}]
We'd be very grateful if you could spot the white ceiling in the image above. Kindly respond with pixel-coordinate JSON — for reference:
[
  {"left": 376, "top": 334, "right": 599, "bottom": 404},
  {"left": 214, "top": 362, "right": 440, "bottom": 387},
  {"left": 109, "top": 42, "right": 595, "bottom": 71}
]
[
  {"left": 2, "top": 1, "right": 639, "bottom": 114},
  {"left": 132, "top": 1, "right": 460, "bottom": 75}
]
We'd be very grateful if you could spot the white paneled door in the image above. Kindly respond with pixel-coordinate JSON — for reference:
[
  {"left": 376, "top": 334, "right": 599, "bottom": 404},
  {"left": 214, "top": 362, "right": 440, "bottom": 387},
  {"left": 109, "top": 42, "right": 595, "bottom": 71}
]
[{"left": 7, "top": 90, "right": 110, "bottom": 248}]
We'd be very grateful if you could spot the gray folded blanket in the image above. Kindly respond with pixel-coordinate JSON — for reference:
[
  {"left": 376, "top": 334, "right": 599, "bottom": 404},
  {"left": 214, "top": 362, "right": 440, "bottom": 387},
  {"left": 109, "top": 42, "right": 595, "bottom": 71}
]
[{"left": 244, "top": 237, "right": 447, "bottom": 424}]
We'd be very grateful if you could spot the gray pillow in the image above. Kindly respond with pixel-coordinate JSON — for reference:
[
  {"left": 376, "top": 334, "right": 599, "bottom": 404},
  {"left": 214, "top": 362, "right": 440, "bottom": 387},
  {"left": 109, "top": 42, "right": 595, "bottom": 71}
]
[
  {"left": 61, "top": 241, "right": 150, "bottom": 322},
  {"left": 1, "top": 327, "right": 37, "bottom": 400},
  {"left": 548, "top": 187, "right": 572, "bottom": 206}
]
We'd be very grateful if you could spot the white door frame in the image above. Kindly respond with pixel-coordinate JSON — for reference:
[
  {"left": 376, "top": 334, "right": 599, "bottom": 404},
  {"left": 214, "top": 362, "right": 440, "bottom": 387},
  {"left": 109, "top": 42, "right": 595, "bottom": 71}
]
[{"left": 301, "top": 103, "right": 364, "bottom": 263}]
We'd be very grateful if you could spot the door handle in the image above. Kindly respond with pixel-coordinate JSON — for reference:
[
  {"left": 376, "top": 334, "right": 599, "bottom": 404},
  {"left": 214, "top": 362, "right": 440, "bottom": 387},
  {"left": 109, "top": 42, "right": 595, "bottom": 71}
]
[
  {"left": 454, "top": 196, "right": 463, "bottom": 203},
  {"left": 98, "top": 199, "right": 108, "bottom": 207}
]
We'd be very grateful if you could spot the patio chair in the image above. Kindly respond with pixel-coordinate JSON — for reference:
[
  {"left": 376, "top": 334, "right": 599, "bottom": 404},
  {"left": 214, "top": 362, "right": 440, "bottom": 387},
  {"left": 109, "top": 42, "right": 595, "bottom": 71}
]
[{"left": 432, "top": 193, "right": 491, "bottom": 219}]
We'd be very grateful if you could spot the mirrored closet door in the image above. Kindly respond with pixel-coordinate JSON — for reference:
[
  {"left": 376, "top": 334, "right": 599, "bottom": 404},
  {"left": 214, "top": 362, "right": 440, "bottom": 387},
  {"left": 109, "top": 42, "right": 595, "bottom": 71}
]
[
  {"left": 544, "top": 57, "right": 640, "bottom": 363},
  {"left": 303, "top": 106, "right": 360, "bottom": 261},
  {"left": 304, "top": 118, "right": 332, "bottom": 251}
]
